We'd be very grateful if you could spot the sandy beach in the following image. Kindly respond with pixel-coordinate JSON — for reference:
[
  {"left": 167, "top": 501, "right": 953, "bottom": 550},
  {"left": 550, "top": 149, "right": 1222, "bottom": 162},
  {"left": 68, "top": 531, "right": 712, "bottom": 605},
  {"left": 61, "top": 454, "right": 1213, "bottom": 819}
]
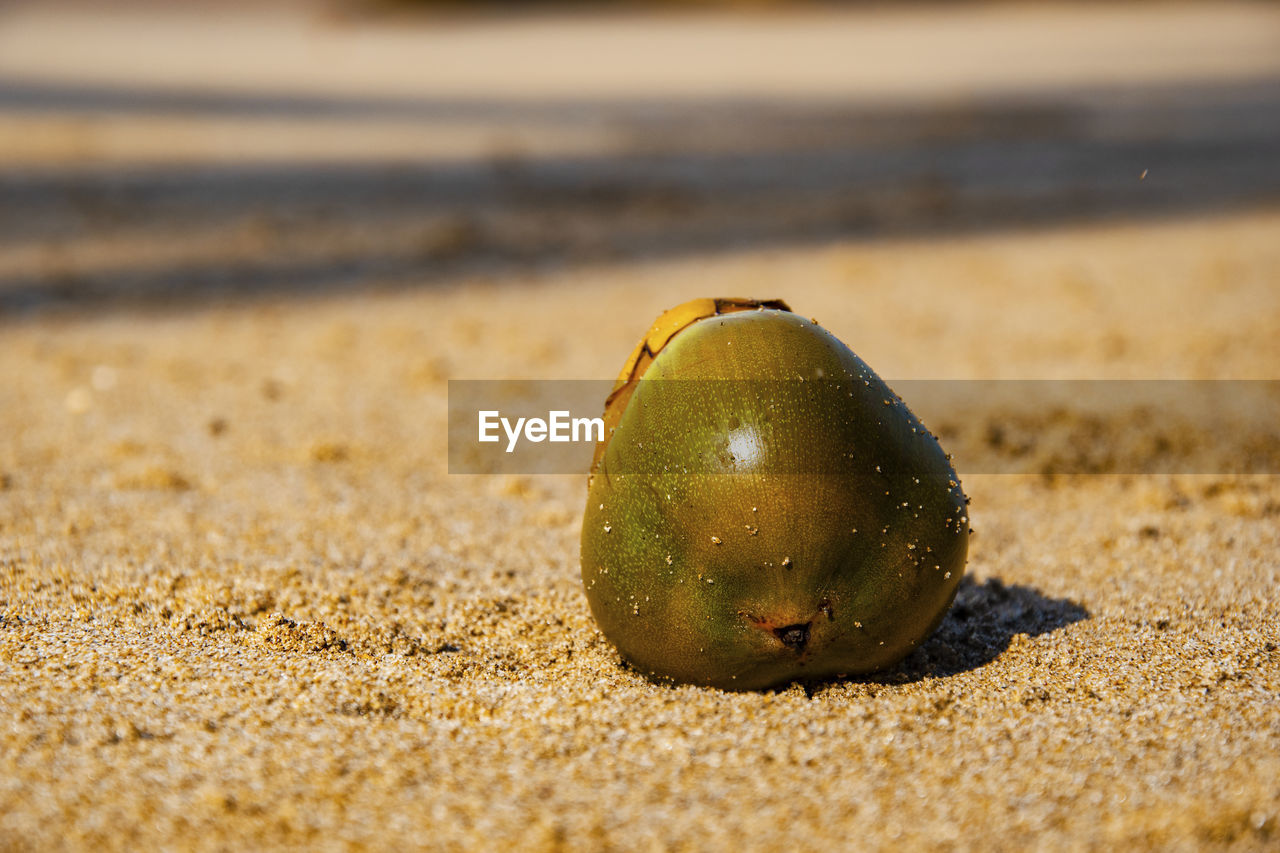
[{"left": 1, "top": 2, "right": 1278, "bottom": 849}]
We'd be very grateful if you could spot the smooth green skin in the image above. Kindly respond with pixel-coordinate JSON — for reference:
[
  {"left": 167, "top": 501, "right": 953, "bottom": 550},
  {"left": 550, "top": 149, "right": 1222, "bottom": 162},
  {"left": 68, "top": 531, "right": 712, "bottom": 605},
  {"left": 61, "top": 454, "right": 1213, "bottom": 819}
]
[{"left": 581, "top": 310, "right": 969, "bottom": 690}]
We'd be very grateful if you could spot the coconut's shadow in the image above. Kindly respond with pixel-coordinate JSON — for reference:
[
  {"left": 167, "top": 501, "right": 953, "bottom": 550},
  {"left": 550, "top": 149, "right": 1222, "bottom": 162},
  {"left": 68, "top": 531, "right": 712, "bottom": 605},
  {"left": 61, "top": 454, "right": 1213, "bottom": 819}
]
[
  {"left": 624, "top": 576, "right": 1088, "bottom": 693},
  {"left": 858, "top": 576, "right": 1088, "bottom": 687},
  {"left": 780, "top": 578, "right": 1087, "bottom": 694}
]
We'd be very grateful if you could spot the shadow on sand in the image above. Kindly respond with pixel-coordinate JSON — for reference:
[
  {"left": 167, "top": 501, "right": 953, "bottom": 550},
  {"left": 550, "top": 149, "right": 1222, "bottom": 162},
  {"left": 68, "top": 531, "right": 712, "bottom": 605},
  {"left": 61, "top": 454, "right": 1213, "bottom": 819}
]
[
  {"left": 2, "top": 74, "right": 1279, "bottom": 318},
  {"left": 862, "top": 576, "right": 1089, "bottom": 688},
  {"left": 779, "top": 577, "right": 1088, "bottom": 695}
]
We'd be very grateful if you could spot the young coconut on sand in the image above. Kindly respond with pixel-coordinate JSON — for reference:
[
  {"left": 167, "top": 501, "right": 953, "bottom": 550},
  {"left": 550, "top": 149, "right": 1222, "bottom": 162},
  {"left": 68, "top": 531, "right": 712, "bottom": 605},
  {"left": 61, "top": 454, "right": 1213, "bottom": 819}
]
[{"left": 582, "top": 298, "right": 969, "bottom": 690}]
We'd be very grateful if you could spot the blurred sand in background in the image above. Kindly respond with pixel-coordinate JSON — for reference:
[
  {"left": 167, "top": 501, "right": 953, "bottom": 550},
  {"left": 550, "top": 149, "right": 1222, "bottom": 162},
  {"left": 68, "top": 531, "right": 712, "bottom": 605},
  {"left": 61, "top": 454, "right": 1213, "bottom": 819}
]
[{"left": 1, "top": 2, "right": 1278, "bottom": 849}]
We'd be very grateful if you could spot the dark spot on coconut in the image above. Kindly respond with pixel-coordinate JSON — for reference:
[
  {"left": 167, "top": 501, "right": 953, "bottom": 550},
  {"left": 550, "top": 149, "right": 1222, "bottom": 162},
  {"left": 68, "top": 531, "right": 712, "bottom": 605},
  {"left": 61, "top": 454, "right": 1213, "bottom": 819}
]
[{"left": 774, "top": 623, "right": 811, "bottom": 652}]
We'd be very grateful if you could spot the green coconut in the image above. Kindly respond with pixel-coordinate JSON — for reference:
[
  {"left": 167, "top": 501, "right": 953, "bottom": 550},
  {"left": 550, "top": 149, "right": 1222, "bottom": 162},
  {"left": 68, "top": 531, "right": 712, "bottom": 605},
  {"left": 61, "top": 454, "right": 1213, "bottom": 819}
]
[{"left": 581, "top": 298, "right": 968, "bottom": 690}]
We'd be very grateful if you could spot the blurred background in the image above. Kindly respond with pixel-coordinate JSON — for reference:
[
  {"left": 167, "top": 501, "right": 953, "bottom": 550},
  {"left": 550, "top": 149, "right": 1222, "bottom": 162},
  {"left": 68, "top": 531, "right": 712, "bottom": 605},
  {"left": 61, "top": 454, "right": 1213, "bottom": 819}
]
[{"left": 2, "top": 0, "right": 1278, "bottom": 317}]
